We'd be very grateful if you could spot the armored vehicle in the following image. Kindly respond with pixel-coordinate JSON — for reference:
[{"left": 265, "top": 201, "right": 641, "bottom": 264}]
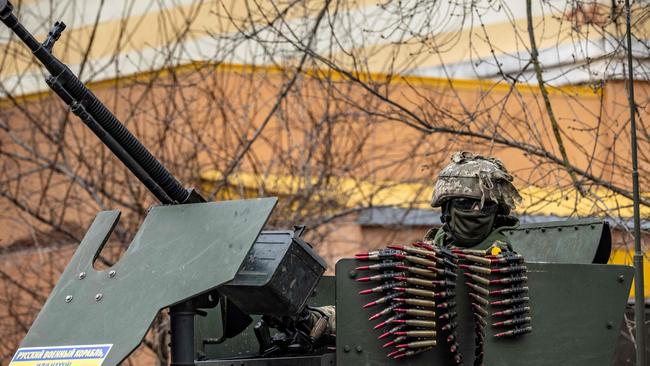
[{"left": 0, "top": 1, "right": 634, "bottom": 365}]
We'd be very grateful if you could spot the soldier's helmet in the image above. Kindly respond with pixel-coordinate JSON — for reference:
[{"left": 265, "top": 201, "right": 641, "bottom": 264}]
[{"left": 431, "top": 151, "right": 522, "bottom": 210}]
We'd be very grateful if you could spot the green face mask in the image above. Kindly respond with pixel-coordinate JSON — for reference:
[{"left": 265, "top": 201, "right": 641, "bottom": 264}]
[{"left": 448, "top": 205, "right": 497, "bottom": 247}]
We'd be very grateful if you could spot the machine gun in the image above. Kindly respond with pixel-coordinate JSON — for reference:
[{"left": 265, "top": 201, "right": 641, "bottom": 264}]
[
  {"left": 0, "top": 1, "right": 330, "bottom": 365},
  {"left": 1, "top": 1, "right": 637, "bottom": 365}
]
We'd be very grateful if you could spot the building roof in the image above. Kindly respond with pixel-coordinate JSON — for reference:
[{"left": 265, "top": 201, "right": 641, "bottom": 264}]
[{"left": 2, "top": 0, "right": 648, "bottom": 97}]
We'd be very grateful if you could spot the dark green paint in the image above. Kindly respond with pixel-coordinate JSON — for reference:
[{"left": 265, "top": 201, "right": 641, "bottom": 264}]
[
  {"left": 483, "top": 263, "right": 632, "bottom": 365},
  {"left": 19, "top": 198, "right": 277, "bottom": 366},
  {"left": 504, "top": 219, "right": 611, "bottom": 264},
  {"left": 336, "top": 259, "right": 632, "bottom": 366}
]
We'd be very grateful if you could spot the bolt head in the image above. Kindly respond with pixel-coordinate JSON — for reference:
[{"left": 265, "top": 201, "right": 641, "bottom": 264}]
[
  {"left": 108, "top": 270, "right": 116, "bottom": 278},
  {"left": 95, "top": 293, "right": 103, "bottom": 301},
  {"left": 65, "top": 295, "right": 73, "bottom": 303},
  {"left": 78, "top": 272, "right": 86, "bottom": 280},
  {"left": 343, "top": 345, "right": 351, "bottom": 352},
  {"left": 606, "top": 321, "right": 614, "bottom": 329},
  {"left": 355, "top": 345, "right": 363, "bottom": 353},
  {"left": 349, "top": 270, "right": 357, "bottom": 278},
  {"left": 618, "top": 275, "right": 625, "bottom": 283}
]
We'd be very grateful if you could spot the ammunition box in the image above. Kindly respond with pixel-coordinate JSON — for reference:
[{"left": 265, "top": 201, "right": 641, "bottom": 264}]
[{"left": 220, "top": 230, "right": 326, "bottom": 316}]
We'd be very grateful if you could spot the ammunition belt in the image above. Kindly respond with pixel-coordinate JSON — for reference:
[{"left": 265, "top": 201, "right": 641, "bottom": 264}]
[{"left": 355, "top": 241, "right": 532, "bottom": 363}]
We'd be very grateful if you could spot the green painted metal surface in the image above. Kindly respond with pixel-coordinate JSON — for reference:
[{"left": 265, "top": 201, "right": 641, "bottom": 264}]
[
  {"left": 504, "top": 219, "right": 611, "bottom": 264},
  {"left": 197, "top": 276, "right": 336, "bottom": 359},
  {"left": 483, "top": 263, "right": 632, "bottom": 365},
  {"left": 336, "top": 259, "right": 632, "bottom": 366},
  {"left": 19, "top": 198, "right": 277, "bottom": 366}
]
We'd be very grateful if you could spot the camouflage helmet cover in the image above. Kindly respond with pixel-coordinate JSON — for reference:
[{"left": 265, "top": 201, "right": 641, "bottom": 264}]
[{"left": 431, "top": 151, "right": 522, "bottom": 209}]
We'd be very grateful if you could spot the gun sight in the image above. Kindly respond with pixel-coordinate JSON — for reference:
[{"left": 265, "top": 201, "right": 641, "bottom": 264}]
[{"left": 43, "top": 21, "right": 66, "bottom": 52}]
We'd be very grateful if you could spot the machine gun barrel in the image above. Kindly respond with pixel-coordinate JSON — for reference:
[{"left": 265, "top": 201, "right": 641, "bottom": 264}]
[{"left": 0, "top": 0, "right": 196, "bottom": 204}]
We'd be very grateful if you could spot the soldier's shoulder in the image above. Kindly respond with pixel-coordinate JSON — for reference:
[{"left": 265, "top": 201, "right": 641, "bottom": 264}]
[{"left": 423, "top": 227, "right": 443, "bottom": 245}]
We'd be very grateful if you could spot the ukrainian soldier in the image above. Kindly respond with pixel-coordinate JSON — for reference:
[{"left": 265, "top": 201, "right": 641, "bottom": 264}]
[{"left": 424, "top": 151, "right": 522, "bottom": 251}]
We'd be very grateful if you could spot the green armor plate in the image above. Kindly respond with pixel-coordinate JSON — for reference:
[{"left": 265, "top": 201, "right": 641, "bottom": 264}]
[
  {"left": 336, "top": 259, "right": 632, "bottom": 366},
  {"left": 16, "top": 198, "right": 277, "bottom": 366}
]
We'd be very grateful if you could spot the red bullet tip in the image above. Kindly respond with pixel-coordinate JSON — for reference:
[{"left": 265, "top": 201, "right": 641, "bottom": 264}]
[
  {"left": 378, "top": 331, "right": 391, "bottom": 340},
  {"left": 355, "top": 265, "right": 370, "bottom": 270},
  {"left": 382, "top": 341, "right": 395, "bottom": 348},
  {"left": 359, "top": 289, "right": 372, "bottom": 295},
  {"left": 387, "top": 350, "right": 402, "bottom": 358},
  {"left": 362, "top": 301, "right": 376, "bottom": 308},
  {"left": 357, "top": 276, "right": 370, "bottom": 282}
]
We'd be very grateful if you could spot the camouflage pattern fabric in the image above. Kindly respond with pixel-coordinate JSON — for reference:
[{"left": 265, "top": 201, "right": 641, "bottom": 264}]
[
  {"left": 431, "top": 151, "right": 522, "bottom": 209},
  {"left": 423, "top": 226, "right": 516, "bottom": 251}
]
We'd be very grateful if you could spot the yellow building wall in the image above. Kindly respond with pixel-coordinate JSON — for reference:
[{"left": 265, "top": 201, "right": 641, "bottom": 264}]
[{"left": 610, "top": 249, "right": 650, "bottom": 300}]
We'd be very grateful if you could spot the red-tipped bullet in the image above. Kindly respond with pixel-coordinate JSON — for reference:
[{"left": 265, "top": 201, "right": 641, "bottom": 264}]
[
  {"left": 382, "top": 335, "right": 405, "bottom": 348},
  {"left": 359, "top": 281, "right": 404, "bottom": 294},
  {"left": 357, "top": 272, "right": 404, "bottom": 282},
  {"left": 450, "top": 342, "right": 459, "bottom": 353},
  {"left": 493, "top": 306, "right": 530, "bottom": 317},
  {"left": 494, "top": 326, "right": 532, "bottom": 338},
  {"left": 464, "top": 272, "right": 490, "bottom": 286},
  {"left": 373, "top": 314, "right": 403, "bottom": 329},
  {"left": 413, "top": 241, "right": 437, "bottom": 251},
  {"left": 386, "top": 349, "right": 403, "bottom": 358},
  {"left": 492, "top": 316, "right": 531, "bottom": 327},
  {"left": 362, "top": 292, "right": 399, "bottom": 308},
  {"left": 368, "top": 303, "right": 399, "bottom": 320},
  {"left": 466, "top": 282, "right": 489, "bottom": 296},
  {"left": 489, "top": 286, "right": 528, "bottom": 296},
  {"left": 362, "top": 301, "right": 376, "bottom": 309},
  {"left": 490, "top": 275, "right": 528, "bottom": 285},
  {"left": 439, "top": 311, "right": 458, "bottom": 321},
  {"left": 355, "top": 261, "right": 403, "bottom": 271},
  {"left": 490, "top": 296, "right": 529, "bottom": 306},
  {"left": 378, "top": 324, "right": 405, "bottom": 339}
]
